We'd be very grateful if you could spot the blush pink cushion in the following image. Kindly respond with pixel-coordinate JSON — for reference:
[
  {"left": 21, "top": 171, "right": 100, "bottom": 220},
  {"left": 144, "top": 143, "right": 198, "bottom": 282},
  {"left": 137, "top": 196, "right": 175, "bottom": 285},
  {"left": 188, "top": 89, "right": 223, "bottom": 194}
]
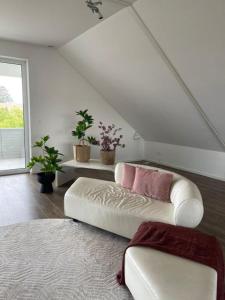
[
  {"left": 147, "top": 172, "right": 173, "bottom": 202},
  {"left": 132, "top": 167, "right": 173, "bottom": 202},
  {"left": 121, "top": 164, "right": 136, "bottom": 189},
  {"left": 131, "top": 167, "right": 156, "bottom": 195}
]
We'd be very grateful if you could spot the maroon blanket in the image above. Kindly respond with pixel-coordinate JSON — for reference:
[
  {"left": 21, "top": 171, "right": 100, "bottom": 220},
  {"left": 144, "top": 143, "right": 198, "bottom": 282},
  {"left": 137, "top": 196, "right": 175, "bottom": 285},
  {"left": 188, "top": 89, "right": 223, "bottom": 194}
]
[{"left": 117, "top": 222, "right": 225, "bottom": 300}]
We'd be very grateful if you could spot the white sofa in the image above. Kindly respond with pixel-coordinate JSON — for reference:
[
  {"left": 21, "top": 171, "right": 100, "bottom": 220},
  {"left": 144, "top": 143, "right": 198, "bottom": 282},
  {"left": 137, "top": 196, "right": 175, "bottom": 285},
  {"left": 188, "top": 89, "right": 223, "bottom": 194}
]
[
  {"left": 64, "top": 162, "right": 204, "bottom": 239},
  {"left": 125, "top": 246, "right": 217, "bottom": 300}
]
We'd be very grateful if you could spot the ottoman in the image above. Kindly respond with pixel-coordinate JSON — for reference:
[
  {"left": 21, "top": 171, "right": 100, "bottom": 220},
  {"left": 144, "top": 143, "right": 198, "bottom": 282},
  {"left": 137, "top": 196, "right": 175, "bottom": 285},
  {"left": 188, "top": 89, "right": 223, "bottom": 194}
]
[{"left": 125, "top": 246, "right": 217, "bottom": 300}]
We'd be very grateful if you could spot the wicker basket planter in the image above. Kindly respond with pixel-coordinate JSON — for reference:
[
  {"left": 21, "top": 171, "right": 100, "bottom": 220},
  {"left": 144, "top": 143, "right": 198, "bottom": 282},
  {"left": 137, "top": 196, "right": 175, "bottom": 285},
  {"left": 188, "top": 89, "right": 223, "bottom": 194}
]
[
  {"left": 74, "top": 145, "right": 90, "bottom": 162},
  {"left": 100, "top": 150, "right": 115, "bottom": 165}
]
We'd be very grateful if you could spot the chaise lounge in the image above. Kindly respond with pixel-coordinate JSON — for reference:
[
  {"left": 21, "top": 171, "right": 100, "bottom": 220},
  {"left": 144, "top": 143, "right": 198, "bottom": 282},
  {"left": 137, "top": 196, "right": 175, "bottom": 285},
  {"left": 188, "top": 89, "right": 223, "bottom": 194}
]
[{"left": 64, "top": 162, "right": 204, "bottom": 239}]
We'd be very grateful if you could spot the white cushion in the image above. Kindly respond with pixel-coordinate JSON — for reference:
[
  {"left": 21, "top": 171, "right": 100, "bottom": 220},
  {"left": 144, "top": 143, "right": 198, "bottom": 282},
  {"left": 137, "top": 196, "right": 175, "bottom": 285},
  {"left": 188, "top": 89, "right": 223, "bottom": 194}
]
[
  {"left": 125, "top": 247, "right": 217, "bottom": 300},
  {"left": 64, "top": 177, "right": 174, "bottom": 239}
]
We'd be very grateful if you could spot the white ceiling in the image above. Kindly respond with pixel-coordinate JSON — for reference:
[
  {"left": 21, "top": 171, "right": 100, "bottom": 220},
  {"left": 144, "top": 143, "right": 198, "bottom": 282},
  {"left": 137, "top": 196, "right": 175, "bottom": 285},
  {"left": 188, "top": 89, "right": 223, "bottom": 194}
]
[{"left": 0, "top": 0, "right": 134, "bottom": 47}]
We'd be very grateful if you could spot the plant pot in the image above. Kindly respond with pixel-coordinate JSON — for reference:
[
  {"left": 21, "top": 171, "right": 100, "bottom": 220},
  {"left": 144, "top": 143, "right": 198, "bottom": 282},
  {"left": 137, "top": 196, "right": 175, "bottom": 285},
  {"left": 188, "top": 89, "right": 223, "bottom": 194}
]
[
  {"left": 37, "top": 172, "right": 55, "bottom": 193},
  {"left": 74, "top": 145, "right": 90, "bottom": 162},
  {"left": 100, "top": 150, "right": 115, "bottom": 165}
]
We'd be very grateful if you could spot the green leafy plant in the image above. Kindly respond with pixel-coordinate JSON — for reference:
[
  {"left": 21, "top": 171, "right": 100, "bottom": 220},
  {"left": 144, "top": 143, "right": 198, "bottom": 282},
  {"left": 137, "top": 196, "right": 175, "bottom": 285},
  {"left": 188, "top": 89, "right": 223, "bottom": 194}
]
[
  {"left": 72, "top": 109, "right": 98, "bottom": 145},
  {"left": 27, "top": 136, "right": 64, "bottom": 173}
]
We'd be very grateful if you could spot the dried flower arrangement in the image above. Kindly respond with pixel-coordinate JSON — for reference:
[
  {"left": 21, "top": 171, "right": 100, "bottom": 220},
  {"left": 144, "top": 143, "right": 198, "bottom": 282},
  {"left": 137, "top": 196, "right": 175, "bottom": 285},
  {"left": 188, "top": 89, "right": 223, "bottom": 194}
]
[{"left": 98, "top": 122, "right": 125, "bottom": 151}]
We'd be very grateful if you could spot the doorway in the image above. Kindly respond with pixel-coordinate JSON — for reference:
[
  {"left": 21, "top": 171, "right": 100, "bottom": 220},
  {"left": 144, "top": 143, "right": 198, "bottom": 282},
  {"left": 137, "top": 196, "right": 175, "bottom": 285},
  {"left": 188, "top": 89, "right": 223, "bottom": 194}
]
[{"left": 0, "top": 57, "right": 30, "bottom": 175}]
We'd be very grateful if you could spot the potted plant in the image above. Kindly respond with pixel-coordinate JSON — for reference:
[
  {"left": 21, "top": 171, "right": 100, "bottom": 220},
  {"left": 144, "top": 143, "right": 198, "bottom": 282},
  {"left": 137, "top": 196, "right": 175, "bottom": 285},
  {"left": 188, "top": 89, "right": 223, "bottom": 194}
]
[
  {"left": 98, "top": 122, "right": 125, "bottom": 165},
  {"left": 27, "top": 135, "right": 64, "bottom": 193},
  {"left": 72, "top": 109, "right": 97, "bottom": 162}
]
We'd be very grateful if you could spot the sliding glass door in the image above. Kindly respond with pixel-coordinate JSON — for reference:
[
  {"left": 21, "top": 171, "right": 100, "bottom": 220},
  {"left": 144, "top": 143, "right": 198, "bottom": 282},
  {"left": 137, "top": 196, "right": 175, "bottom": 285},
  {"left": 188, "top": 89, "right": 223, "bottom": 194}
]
[{"left": 0, "top": 58, "right": 30, "bottom": 174}]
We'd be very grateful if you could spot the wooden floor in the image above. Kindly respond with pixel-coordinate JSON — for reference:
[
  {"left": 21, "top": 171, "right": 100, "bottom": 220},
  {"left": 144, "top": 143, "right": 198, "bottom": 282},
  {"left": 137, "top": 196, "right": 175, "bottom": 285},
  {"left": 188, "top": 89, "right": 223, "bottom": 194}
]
[{"left": 0, "top": 161, "right": 225, "bottom": 258}]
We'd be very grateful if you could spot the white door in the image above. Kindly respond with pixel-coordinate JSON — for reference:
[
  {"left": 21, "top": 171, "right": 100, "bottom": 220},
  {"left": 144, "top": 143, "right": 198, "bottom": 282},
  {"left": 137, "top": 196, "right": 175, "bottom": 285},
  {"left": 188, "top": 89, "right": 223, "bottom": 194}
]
[{"left": 0, "top": 57, "right": 30, "bottom": 175}]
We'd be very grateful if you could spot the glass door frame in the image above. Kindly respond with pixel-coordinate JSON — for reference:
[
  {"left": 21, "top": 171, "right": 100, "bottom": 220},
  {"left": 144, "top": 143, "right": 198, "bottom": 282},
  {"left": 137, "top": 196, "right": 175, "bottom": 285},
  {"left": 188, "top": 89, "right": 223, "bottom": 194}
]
[{"left": 0, "top": 56, "right": 31, "bottom": 175}]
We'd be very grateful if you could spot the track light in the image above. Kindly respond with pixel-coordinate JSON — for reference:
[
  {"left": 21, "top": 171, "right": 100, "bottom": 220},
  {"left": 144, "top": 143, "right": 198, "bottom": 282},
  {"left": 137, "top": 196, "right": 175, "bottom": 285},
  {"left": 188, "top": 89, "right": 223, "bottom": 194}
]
[{"left": 86, "top": 0, "right": 103, "bottom": 19}]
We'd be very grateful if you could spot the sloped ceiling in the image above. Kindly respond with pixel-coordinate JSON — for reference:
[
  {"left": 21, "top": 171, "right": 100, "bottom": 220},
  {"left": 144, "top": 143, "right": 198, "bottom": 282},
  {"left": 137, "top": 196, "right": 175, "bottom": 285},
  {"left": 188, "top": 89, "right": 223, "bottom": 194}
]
[
  {"left": 59, "top": 0, "right": 225, "bottom": 151},
  {"left": 133, "top": 0, "right": 225, "bottom": 149}
]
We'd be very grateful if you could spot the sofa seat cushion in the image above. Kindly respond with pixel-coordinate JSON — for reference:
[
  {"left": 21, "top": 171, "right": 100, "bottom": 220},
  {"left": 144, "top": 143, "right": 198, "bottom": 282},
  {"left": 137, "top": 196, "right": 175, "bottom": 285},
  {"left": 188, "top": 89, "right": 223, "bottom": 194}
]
[
  {"left": 64, "top": 177, "right": 175, "bottom": 238},
  {"left": 125, "top": 247, "right": 217, "bottom": 300}
]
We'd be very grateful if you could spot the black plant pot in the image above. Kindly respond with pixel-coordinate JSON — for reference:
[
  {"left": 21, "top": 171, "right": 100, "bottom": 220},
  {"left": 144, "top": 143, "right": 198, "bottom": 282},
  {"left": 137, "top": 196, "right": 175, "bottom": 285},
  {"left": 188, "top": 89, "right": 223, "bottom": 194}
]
[{"left": 37, "top": 172, "right": 55, "bottom": 193}]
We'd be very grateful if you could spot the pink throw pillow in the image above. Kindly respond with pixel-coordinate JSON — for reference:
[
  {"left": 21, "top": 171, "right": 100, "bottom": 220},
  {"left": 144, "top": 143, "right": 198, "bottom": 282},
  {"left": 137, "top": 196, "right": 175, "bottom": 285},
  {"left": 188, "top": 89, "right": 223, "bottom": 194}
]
[
  {"left": 147, "top": 172, "right": 173, "bottom": 202},
  {"left": 131, "top": 167, "right": 156, "bottom": 195},
  {"left": 121, "top": 164, "right": 136, "bottom": 189},
  {"left": 132, "top": 167, "right": 173, "bottom": 202}
]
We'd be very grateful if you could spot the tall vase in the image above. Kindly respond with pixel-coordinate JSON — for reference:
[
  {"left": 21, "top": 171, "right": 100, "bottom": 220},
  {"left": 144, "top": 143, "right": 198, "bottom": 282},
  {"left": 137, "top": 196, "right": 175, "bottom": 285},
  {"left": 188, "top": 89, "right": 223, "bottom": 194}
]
[{"left": 100, "top": 150, "right": 115, "bottom": 165}]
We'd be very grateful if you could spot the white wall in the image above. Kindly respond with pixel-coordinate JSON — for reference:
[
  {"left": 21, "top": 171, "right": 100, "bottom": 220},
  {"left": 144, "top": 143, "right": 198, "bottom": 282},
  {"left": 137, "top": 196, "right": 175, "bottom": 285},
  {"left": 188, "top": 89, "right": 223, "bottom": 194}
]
[
  {"left": 0, "top": 39, "right": 144, "bottom": 163},
  {"left": 145, "top": 141, "right": 225, "bottom": 181}
]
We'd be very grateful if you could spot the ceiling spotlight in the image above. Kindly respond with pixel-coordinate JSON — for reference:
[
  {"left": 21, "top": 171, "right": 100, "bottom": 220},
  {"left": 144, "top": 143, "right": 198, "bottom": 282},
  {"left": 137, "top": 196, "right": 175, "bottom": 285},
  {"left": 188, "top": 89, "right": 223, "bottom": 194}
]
[{"left": 86, "top": 0, "right": 103, "bottom": 19}]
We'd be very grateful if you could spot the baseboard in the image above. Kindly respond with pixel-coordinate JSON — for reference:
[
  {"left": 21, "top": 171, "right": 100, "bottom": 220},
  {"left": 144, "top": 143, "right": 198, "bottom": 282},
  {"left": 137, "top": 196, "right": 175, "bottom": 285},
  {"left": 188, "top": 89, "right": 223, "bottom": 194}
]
[
  {"left": 144, "top": 158, "right": 225, "bottom": 182},
  {"left": 0, "top": 168, "right": 29, "bottom": 176}
]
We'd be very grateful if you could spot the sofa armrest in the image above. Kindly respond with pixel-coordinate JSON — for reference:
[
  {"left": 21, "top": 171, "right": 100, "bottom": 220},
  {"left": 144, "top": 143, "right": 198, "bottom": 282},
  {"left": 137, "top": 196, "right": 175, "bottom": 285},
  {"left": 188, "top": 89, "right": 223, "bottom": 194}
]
[{"left": 170, "top": 179, "right": 204, "bottom": 228}]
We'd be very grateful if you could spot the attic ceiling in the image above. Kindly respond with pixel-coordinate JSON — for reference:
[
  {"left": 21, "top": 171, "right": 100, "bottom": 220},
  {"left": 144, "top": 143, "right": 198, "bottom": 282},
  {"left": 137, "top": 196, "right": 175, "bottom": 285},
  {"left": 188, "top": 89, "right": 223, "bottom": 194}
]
[
  {"left": 0, "top": 0, "right": 134, "bottom": 46},
  {"left": 134, "top": 0, "right": 225, "bottom": 148},
  {"left": 59, "top": 0, "right": 225, "bottom": 152}
]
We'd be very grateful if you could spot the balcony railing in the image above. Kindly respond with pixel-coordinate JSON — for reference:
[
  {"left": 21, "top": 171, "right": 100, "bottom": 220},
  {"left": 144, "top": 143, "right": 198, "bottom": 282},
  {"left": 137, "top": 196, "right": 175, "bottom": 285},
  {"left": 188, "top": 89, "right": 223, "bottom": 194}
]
[
  {"left": 0, "top": 128, "right": 25, "bottom": 159},
  {"left": 0, "top": 128, "right": 25, "bottom": 171}
]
